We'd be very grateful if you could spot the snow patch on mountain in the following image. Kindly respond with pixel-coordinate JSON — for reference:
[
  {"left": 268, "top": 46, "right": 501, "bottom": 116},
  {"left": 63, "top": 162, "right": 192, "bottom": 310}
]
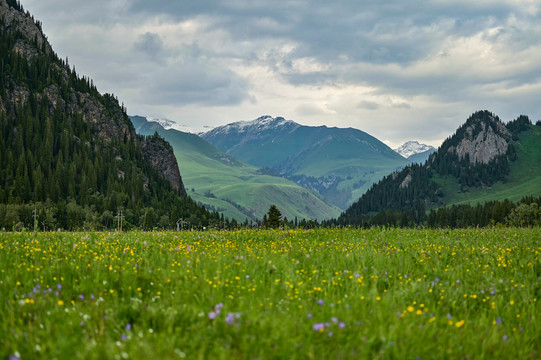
[
  {"left": 205, "top": 115, "right": 299, "bottom": 135},
  {"left": 394, "top": 141, "right": 436, "bottom": 158},
  {"left": 142, "top": 116, "right": 211, "bottom": 134}
]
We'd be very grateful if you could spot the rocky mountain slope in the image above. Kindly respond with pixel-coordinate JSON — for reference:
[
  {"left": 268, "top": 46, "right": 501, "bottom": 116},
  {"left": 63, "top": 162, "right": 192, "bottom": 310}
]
[
  {"left": 203, "top": 116, "right": 408, "bottom": 209},
  {"left": 0, "top": 0, "right": 212, "bottom": 230}
]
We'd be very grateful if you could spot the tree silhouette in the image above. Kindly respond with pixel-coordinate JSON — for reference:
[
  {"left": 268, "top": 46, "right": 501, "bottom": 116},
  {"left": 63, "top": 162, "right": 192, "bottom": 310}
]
[{"left": 264, "top": 205, "right": 282, "bottom": 229}]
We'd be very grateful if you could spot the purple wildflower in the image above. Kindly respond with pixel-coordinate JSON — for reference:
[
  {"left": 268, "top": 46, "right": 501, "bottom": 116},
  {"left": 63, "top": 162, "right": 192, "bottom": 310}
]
[
  {"left": 313, "top": 323, "right": 325, "bottom": 332},
  {"left": 78, "top": 294, "right": 85, "bottom": 301},
  {"left": 327, "top": 331, "right": 334, "bottom": 337},
  {"left": 90, "top": 294, "right": 95, "bottom": 300},
  {"left": 80, "top": 321, "right": 85, "bottom": 326},
  {"left": 397, "top": 312, "right": 402, "bottom": 318},
  {"left": 57, "top": 284, "right": 62, "bottom": 290},
  {"left": 490, "top": 289, "right": 496, "bottom": 295},
  {"left": 126, "top": 323, "right": 132, "bottom": 331},
  {"left": 502, "top": 335, "right": 508, "bottom": 342},
  {"left": 434, "top": 277, "right": 440, "bottom": 283},
  {"left": 307, "top": 313, "right": 313, "bottom": 319},
  {"left": 456, "top": 280, "right": 460, "bottom": 284},
  {"left": 208, "top": 311, "right": 217, "bottom": 320},
  {"left": 339, "top": 322, "right": 346, "bottom": 329},
  {"left": 121, "top": 334, "right": 127, "bottom": 341},
  {"left": 496, "top": 317, "right": 501, "bottom": 324},
  {"left": 331, "top": 317, "right": 339, "bottom": 323},
  {"left": 225, "top": 313, "right": 235, "bottom": 326},
  {"left": 317, "top": 299, "right": 324, "bottom": 305}
]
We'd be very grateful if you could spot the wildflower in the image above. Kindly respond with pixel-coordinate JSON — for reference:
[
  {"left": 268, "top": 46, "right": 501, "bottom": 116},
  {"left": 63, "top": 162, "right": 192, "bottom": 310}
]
[
  {"left": 455, "top": 320, "right": 465, "bottom": 328},
  {"left": 434, "top": 277, "right": 440, "bottom": 283},
  {"left": 57, "top": 284, "right": 62, "bottom": 290},
  {"left": 121, "top": 334, "right": 127, "bottom": 341},
  {"left": 317, "top": 299, "right": 324, "bottom": 305},
  {"left": 208, "top": 311, "right": 217, "bottom": 320},
  {"left": 331, "top": 317, "right": 339, "bottom": 323},
  {"left": 496, "top": 317, "right": 501, "bottom": 324},
  {"left": 126, "top": 323, "right": 132, "bottom": 331},
  {"left": 502, "top": 335, "right": 508, "bottom": 342},
  {"left": 407, "top": 306, "right": 414, "bottom": 312},
  {"left": 78, "top": 294, "right": 85, "bottom": 301},
  {"left": 225, "top": 313, "right": 235, "bottom": 326},
  {"left": 339, "top": 322, "right": 346, "bottom": 329},
  {"left": 313, "top": 323, "right": 325, "bottom": 332},
  {"left": 327, "top": 331, "right": 334, "bottom": 337},
  {"left": 307, "top": 313, "right": 313, "bottom": 319},
  {"left": 58, "top": 300, "right": 64, "bottom": 306}
]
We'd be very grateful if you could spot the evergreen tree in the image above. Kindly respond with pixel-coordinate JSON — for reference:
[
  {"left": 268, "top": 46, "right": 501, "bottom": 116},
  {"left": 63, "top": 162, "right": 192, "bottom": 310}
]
[{"left": 264, "top": 205, "right": 282, "bottom": 229}]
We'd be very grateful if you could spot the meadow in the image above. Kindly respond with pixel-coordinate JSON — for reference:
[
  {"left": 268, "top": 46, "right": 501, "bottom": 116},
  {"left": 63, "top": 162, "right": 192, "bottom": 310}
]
[{"left": 0, "top": 228, "right": 539, "bottom": 359}]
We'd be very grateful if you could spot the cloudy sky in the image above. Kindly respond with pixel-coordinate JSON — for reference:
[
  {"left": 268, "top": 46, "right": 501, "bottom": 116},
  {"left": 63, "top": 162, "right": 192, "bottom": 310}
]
[{"left": 23, "top": 0, "right": 541, "bottom": 148}]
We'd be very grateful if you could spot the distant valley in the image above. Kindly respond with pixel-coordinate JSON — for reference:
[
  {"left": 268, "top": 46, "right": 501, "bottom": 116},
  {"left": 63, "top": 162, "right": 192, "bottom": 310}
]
[{"left": 131, "top": 116, "right": 341, "bottom": 222}]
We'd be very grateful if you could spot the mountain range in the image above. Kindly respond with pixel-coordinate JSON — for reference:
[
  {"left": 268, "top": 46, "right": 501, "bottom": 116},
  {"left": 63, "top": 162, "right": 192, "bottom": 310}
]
[{"left": 202, "top": 116, "right": 410, "bottom": 209}]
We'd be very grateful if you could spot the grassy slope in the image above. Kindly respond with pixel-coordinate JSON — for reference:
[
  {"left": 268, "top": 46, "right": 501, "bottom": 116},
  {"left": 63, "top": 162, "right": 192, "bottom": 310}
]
[
  {"left": 132, "top": 119, "right": 341, "bottom": 221},
  {"left": 221, "top": 126, "right": 407, "bottom": 209},
  {"left": 439, "top": 124, "right": 541, "bottom": 205}
]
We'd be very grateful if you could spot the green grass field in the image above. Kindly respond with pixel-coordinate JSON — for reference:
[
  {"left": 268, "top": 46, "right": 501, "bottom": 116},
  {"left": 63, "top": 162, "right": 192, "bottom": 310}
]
[{"left": 1, "top": 228, "right": 539, "bottom": 359}]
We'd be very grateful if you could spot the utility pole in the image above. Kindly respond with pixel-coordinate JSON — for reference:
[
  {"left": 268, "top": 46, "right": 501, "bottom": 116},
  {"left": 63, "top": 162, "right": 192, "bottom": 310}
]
[
  {"left": 32, "top": 208, "right": 38, "bottom": 233},
  {"left": 176, "top": 218, "right": 186, "bottom": 231},
  {"left": 116, "top": 210, "right": 124, "bottom": 232}
]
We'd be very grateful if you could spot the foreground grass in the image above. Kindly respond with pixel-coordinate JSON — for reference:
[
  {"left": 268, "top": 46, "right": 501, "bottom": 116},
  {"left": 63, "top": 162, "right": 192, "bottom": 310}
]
[{"left": 0, "top": 228, "right": 539, "bottom": 359}]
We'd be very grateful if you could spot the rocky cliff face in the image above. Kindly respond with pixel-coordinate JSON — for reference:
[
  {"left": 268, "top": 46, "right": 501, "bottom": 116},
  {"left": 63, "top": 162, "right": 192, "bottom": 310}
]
[
  {"left": 141, "top": 134, "right": 187, "bottom": 197},
  {"left": 1, "top": 0, "right": 185, "bottom": 193},
  {"left": 448, "top": 114, "right": 511, "bottom": 164},
  {"left": 0, "top": 0, "right": 53, "bottom": 57}
]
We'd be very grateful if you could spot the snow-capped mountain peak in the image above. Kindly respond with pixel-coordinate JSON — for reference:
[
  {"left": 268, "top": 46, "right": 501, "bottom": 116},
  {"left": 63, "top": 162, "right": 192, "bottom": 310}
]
[
  {"left": 206, "top": 116, "right": 299, "bottom": 135},
  {"left": 394, "top": 141, "right": 435, "bottom": 158},
  {"left": 147, "top": 117, "right": 176, "bottom": 130}
]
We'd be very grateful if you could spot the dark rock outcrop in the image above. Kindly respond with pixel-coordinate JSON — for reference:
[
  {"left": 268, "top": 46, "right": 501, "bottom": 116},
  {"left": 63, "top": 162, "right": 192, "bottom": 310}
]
[{"left": 141, "top": 134, "right": 187, "bottom": 197}]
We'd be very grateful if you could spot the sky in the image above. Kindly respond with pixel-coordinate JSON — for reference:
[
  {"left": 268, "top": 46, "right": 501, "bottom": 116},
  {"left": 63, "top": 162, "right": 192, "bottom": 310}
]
[{"left": 22, "top": 0, "right": 541, "bottom": 148}]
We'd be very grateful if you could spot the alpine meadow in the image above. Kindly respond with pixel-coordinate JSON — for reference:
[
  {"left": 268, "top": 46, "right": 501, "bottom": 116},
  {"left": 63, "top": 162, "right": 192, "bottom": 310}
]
[{"left": 1, "top": 0, "right": 541, "bottom": 359}]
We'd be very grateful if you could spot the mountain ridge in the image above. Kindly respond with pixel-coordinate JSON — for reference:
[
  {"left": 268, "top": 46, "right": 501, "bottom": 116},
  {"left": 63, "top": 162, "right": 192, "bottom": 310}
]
[{"left": 203, "top": 115, "right": 408, "bottom": 209}]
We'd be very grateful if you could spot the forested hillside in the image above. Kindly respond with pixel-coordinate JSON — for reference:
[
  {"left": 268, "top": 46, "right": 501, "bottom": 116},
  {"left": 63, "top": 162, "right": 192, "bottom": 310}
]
[
  {"left": 0, "top": 0, "right": 218, "bottom": 230},
  {"left": 334, "top": 111, "right": 541, "bottom": 226}
]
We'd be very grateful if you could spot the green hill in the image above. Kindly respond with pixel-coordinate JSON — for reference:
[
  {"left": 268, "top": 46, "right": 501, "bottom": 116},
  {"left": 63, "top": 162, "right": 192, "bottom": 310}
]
[
  {"left": 131, "top": 116, "right": 342, "bottom": 222},
  {"left": 441, "top": 123, "right": 541, "bottom": 205}
]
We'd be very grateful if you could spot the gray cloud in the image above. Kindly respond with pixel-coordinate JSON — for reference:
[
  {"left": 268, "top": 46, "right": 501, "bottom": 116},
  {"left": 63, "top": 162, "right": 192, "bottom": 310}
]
[{"left": 134, "top": 32, "right": 164, "bottom": 59}]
